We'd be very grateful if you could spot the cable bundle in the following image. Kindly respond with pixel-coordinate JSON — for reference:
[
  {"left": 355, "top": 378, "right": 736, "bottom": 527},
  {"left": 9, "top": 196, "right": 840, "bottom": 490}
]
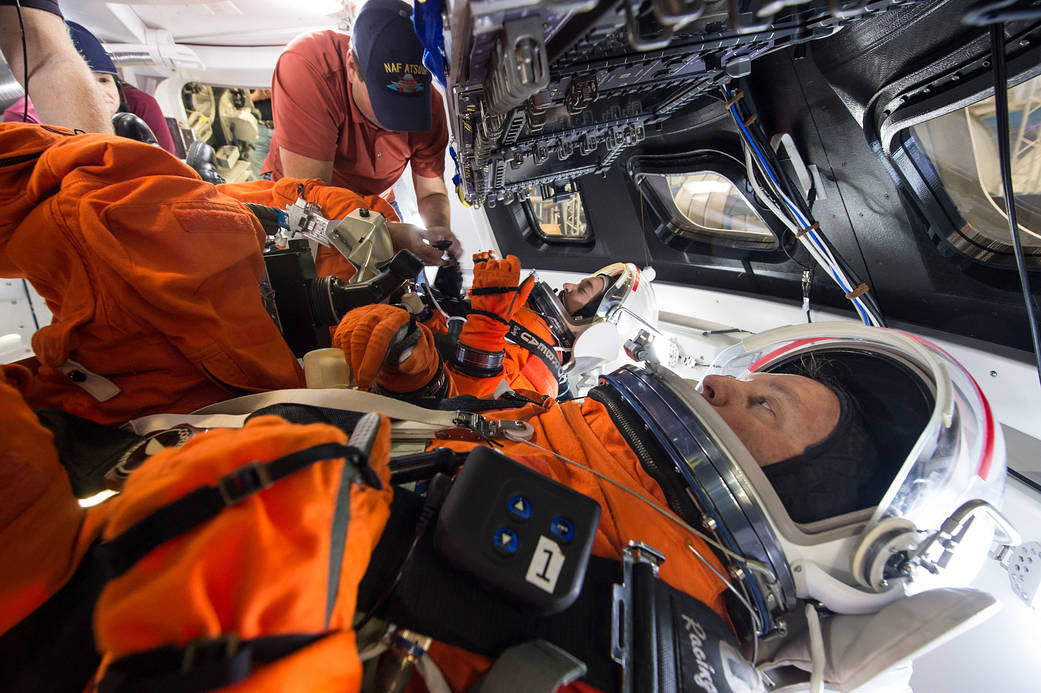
[{"left": 723, "top": 85, "right": 885, "bottom": 327}]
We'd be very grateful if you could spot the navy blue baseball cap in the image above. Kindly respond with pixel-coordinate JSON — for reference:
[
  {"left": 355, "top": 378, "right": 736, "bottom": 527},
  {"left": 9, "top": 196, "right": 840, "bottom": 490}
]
[
  {"left": 350, "top": 0, "right": 432, "bottom": 132},
  {"left": 66, "top": 21, "right": 118, "bottom": 76}
]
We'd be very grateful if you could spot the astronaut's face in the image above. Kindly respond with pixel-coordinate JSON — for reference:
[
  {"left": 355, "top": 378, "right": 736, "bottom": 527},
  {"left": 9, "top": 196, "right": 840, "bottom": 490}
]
[
  {"left": 559, "top": 275, "right": 606, "bottom": 316},
  {"left": 699, "top": 373, "right": 841, "bottom": 466},
  {"left": 95, "top": 73, "right": 120, "bottom": 117}
]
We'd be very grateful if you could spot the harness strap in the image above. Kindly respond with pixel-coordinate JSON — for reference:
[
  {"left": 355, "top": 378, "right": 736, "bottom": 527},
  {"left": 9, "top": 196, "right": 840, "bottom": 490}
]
[
  {"left": 97, "top": 632, "right": 328, "bottom": 693},
  {"left": 190, "top": 388, "right": 461, "bottom": 427},
  {"left": 505, "top": 320, "right": 563, "bottom": 383},
  {"left": 470, "top": 286, "right": 518, "bottom": 296},
  {"left": 127, "top": 390, "right": 537, "bottom": 446},
  {"left": 467, "top": 308, "right": 510, "bottom": 325},
  {"left": 100, "top": 440, "right": 379, "bottom": 580}
]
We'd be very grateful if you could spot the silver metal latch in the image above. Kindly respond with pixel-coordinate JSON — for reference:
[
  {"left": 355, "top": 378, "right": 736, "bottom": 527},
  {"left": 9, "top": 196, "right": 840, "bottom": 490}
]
[
  {"left": 451, "top": 411, "right": 534, "bottom": 441},
  {"left": 283, "top": 197, "right": 332, "bottom": 247}
]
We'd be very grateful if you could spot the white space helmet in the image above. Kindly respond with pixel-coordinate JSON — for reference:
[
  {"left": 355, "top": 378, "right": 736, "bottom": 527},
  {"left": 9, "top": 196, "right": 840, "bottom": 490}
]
[
  {"left": 595, "top": 322, "right": 1006, "bottom": 641},
  {"left": 528, "top": 262, "right": 659, "bottom": 378}
]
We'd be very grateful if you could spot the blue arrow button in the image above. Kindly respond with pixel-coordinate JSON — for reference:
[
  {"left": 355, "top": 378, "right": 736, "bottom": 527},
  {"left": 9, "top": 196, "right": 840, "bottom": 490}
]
[
  {"left": 494, "top": 527, "right": 519, "bottom": 555},
  {"left": 508, "top": 495, "right": 532, "bottom": 520},
  {"left": 550, "top": 517, "right": 574, "bottom": 542}
]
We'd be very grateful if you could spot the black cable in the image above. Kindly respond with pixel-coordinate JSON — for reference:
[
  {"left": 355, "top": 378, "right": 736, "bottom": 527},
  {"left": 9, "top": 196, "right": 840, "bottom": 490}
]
[
  {"left": 13, "top": 0, "right": 29, "bottom": 123},
  {"left": 352, "top": 473, "right": 453, "bottom": 633},
  {"left": 989, "top": 24, "right": 1041, "bottom": 389}
]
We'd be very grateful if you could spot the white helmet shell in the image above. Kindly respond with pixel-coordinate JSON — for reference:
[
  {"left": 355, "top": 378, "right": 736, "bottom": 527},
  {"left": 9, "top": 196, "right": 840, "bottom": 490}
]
[
  {"left": 596, "top": 322, "right": 1006, "bottom": 637},
  {"left": 705, "top": 323, "right": 1006, "bottom": 603},
  {"left": 560, "top": 263, "right": 660, "bottom": 382}
]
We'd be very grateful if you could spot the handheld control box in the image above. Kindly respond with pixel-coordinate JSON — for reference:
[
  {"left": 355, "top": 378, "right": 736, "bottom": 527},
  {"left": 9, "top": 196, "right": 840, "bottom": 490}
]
[{"left": 435, "top": 446, "right": 601, "bottom": 614}]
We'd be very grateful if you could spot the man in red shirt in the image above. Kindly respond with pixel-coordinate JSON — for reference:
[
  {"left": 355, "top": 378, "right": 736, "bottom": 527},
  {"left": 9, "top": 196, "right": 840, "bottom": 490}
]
[{"left": 263, "top": 0, "right": 461, "bottom": 263}]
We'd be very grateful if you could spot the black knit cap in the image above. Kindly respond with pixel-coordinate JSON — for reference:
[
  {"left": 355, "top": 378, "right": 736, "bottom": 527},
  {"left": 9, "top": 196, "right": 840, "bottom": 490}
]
[{"left": 761, "top": 384, "right": 880, "bottom": 524}]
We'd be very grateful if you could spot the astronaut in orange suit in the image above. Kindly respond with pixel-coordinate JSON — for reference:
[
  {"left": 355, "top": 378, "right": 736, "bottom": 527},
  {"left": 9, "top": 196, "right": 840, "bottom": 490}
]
[
  {"left": 337, "top": 253, "right": 658, "bottom": 401},
  {"left": 0, "top": 319, "right": 1000, "bottom": 693},
  {"left": 0, "top": 122, "right": 448, "bottom": 426}
]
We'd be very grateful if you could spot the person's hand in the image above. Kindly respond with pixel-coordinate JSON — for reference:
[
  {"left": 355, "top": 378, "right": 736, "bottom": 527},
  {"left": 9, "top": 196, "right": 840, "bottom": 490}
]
[
  {"left": 460, "top": 254, "right": 535, "bottom": 352},
  {"left": 470, "top": 254, "right": 534, "bottom": 323},
  {"left": 386, "top": 222, "right": 449, "bottom": 266},
  {"left": 422, "top": 225, "right": 463, "bottom": 262},
  {"left": 333, "top": 305, "right": 440, "bottom": 392}
]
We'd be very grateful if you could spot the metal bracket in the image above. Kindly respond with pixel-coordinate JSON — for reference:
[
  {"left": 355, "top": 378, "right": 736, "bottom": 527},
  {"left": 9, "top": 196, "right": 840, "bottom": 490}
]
[
  {"left": 623, "top": 329, "right": 660, "bottom": 368},
  {"left": 611, "top": 541, "right": 666, "bottom": 693},
  {"left": 999, "top": 541, "right": 1041, "bottom": 609},
  {"left": 485, "top": 16, "right": 550, "bottom": 113},
  {"left": 907, "top": 499, "right": 1022, "bottom": 578},
  {"left": 451, "top": 411, "right": 535, "bottom": 441},
  {"left": 283, "top": 197, "right": 332, "bottom": 247}
]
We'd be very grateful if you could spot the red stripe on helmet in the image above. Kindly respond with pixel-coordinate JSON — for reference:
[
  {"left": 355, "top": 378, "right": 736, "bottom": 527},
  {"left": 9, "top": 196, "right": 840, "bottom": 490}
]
[
  {"left": 748, "top": 338, "right": 829, "bottom": 372},
  {"left": 901, "top": 332, "right": 995, "bottom": 480}
]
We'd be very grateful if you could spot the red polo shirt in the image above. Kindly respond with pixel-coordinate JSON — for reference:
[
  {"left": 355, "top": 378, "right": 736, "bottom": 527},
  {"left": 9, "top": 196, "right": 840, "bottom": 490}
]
[{"left": 263, "top": 30, "right": 448, "bottom": 195}]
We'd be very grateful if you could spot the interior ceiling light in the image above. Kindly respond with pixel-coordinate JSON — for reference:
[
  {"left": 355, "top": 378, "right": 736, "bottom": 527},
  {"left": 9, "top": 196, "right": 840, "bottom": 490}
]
[
  {"left": 681, "top": 179, "right": 732, "bottom": 195},
  {"left": 278, "top": 0, "right": 345, "bottom": 15}
]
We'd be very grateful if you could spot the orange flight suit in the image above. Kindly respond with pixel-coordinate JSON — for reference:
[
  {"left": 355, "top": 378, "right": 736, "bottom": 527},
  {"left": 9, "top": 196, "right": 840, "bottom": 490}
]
[
  {"left": 446, "top": 304, "right": 563, "bottom": 399},
  {"left": 0, "top": 123, "right": 303, "bottom": 425},
  {"left": 0, "top": 370, "right": 107, "bottom": 635},
  {"left": 93, "top": 414, "right": 394, "bottom": 692},
  {"left": 0, "top": 366, "right": 394, "bottom": 693}
]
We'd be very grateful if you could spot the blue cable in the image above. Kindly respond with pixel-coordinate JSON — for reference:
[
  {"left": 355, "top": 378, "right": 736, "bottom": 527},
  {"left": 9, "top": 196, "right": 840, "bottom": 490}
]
[{"left": 724, "top": 86, "right": 873, "bottom": 324}]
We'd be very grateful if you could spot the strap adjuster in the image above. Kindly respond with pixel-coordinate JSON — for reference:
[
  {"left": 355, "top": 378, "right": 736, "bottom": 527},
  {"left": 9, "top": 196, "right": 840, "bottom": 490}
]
[
  {"left": 181, "top": 633, "right": 240, "bottom": 672},
  {"left": 218, "top": 462, "right": 272, "bottom": 506},
  {"left": 451, "top": 412, "right": 534, "bottom": 441}
]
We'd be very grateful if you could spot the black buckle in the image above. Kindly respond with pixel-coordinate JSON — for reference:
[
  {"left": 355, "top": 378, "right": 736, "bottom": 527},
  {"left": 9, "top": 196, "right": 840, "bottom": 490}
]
[
  {"left": 218, "top": 462, "right": 272, "bottom": 506},
  {"left": 181, "top": 633, "right": 240, "bottom": 672}
]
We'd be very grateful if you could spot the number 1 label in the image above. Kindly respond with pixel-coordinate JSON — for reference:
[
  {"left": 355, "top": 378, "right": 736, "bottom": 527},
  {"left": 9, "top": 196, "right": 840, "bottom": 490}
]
[{"left": 525, "top": 535, "right": 565, "bottom": 593}]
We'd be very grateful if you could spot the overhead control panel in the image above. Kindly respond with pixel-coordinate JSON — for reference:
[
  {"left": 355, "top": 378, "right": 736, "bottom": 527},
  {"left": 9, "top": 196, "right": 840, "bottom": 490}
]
[{"left": 446, "top": 0, "right": 928, "bottom": 207}]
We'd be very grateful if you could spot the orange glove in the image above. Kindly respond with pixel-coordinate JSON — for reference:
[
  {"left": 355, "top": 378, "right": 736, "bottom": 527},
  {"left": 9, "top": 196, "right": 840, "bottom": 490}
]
[
  {"left": 461, "top": 254, "right": 535, "bottom": 352},
  {"left": 333, "top": 305, "right": 441, "bottom": 393}
]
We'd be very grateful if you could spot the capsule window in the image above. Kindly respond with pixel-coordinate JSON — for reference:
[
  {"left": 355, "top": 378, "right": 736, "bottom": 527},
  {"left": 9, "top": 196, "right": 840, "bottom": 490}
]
[
  {"left": 523, "top": 182, "right": 592, "bottom": 243},
  {"left": 635, "top": 170, "right": 777, "bottom": 250},
  {"left": 903, "top": 72, "right": 1041, "bottom": 266}
]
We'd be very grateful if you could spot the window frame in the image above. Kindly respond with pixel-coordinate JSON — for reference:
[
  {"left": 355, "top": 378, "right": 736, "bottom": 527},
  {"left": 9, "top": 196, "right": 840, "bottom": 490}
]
[
  {"left": 893, "top": 128, "right": 1041, "bottom": 268},
  {"left": 628, "top": 151, "right": 788, "bottom": 255},
  {"left": 877, "top": 48, "right": 1041, "bottom": 271},
  {"left": 519, "top": 183, "right": 596, "bottom": 247}
]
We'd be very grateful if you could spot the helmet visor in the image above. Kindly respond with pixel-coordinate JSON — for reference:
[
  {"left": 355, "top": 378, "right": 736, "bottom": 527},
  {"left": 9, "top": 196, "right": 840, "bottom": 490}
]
[{"left": 705, "top": 323, "right": 1005, "bottom": 531}]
